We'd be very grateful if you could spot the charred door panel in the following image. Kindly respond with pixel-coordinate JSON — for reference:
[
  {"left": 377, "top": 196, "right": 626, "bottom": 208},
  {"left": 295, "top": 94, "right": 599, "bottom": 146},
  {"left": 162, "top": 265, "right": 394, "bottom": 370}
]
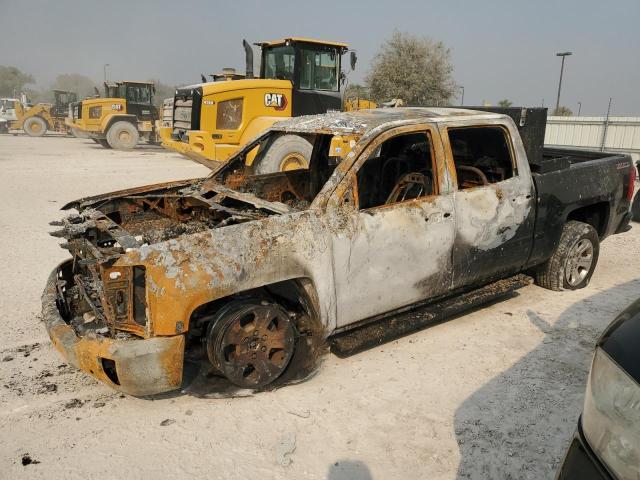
[
  {"left": 452, "top": 178, "right": 535, "bottom": 287},
  {"left": 443, "top": 122, "right": 535, "bottom": 288},
  {"left": 332, "top": 196, "right": 456, "bottom": 328},
  {"left": 329, "top": 124, "right": 456, "bottom": 328}
]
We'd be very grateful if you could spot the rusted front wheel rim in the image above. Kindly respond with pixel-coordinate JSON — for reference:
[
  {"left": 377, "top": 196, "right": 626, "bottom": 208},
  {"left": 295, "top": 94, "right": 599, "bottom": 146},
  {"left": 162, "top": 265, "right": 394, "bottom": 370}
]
[
  {"left": 30, "top": 122, "right": 42, "bottom": 133},
  {"left": 213, "top": 304, "right": 295, "bottom": 388}
]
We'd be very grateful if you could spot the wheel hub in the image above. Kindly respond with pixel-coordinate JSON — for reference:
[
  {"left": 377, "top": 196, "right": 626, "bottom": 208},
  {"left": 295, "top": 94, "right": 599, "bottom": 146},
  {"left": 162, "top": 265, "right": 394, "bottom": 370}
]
[
  {"left": 280, "top": 152, "right": 306, "bottom": 171},
  {"left": 211, "top": 303, "right": 295, "bottom": 388},
  {"left": 565, "top": 238, "right": 594, "bottom": 287}
]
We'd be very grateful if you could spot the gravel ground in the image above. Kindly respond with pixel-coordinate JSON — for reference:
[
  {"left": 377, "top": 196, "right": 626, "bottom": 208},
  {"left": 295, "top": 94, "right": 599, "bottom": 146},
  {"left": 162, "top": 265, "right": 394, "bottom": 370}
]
[{"left": 0, "top": 134, "right": 638, "bottom": 480}]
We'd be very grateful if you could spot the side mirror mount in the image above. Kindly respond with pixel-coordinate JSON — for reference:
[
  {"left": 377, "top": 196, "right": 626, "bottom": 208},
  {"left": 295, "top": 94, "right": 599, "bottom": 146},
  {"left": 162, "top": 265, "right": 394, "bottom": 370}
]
[{"left": 350, "top": 51, "right": 357, "bottom": 71}]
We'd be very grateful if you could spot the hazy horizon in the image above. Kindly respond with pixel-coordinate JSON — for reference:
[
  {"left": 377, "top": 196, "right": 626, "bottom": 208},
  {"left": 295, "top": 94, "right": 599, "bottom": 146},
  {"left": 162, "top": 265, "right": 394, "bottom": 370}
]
[{"left": 1, "top": 0, "right": 638, "bottom": 115}]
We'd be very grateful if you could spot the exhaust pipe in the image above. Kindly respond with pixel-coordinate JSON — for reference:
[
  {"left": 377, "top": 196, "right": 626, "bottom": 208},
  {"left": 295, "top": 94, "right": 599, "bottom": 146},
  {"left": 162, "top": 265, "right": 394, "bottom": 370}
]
[{"left": 243, "top": 39, "right": 254, "bottom": 79}]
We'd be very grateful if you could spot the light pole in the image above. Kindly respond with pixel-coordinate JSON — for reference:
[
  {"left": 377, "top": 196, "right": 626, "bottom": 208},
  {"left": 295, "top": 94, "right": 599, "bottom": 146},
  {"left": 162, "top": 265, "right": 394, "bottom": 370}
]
[
  {"left": 577, "top": 101, "right": 582, "bottom": 116},
  {"left": 459, "top": 86, "right": 465, "bottom": 106},
  {"left": 103, "top": 63, "right": 110, "bottom": 83},
  {"left": 555, "top": 52, "right": 572, "bottom": 112}
]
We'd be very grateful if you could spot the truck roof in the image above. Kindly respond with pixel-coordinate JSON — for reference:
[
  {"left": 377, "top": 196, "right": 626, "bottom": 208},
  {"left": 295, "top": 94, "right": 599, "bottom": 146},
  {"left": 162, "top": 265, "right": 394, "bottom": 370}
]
[{"left": 270, "top": 107, "right": 506, "bottom": 136}]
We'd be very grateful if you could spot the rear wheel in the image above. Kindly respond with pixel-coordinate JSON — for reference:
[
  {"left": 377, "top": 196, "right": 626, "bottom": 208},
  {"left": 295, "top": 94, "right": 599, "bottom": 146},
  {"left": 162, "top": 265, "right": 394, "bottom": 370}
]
[
  {"left": 205, "top": 299, "right": 296, "bottom": 389},
  {"left": 23, "top": 117, "right": 47, "bottom": 137},
  {"left": 253, "top": 134, "right": 312, "bottom": 174},
  {"left": 535, "top": 221, "right": 600, "bottom": 291},
  {"left": 106, "top": 121, "right": 139, "bottom": 150}
]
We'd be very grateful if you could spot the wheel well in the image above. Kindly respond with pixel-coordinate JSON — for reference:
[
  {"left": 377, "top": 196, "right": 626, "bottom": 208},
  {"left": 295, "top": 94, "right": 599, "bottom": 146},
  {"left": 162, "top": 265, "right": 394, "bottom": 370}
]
[
  {"left": 183, "top": 278, "right": 325, "bottom": 389},
  {"left": 186, "top": 277, "right": 320, "bottom": 340},
  {"left": 566, "top": 202, "right": 609, "bottom": 237}
]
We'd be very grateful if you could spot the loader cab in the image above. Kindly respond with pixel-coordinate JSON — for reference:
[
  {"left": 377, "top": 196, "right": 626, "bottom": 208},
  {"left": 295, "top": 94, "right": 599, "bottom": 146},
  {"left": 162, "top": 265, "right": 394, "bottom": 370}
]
[
  {"left": 106, "top": 81, "right": 158, "bottom": 122},
  {"left": 258, "top": 38, "right": 349, "bottom": 116},
  {"left": 51, "top": 90, "right": 77, "bottom": 118}
]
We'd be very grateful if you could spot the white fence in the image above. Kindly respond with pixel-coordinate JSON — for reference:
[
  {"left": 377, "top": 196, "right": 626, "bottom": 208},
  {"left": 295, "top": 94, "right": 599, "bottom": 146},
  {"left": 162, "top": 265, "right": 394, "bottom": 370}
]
[{"left": 545, "top": 116, "right": 640, "bottom": 159}]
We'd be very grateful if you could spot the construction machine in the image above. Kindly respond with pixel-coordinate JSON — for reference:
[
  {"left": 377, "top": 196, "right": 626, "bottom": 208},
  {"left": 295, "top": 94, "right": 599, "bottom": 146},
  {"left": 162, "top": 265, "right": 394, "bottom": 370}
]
[
  {"left": 9, "top": 90, "right": 77, "bottom": 136},
  {"left": 159, "top": 37, "right": 358, "bottom": 171},
  {"left": 0, "top": 97, "right": 18, "bottom": 133},
  {"left": 66, "top": 81, "right": 159, "bottom": 150}
]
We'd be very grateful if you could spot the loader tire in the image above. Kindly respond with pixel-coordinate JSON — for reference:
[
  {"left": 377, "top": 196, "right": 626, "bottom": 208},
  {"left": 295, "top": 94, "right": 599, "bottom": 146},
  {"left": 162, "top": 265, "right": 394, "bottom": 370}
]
[
  {"left": 98, "top": 139, "right": 111, "bottom": 149},
  {"left": 253, "top": 134, "right": 312, "bottom": 174},
  {"left": 535, "top": 221, "right": 599, "bottom": 291},
  {"left": 106, "top": 121, "right": 139, "bottom": 150},
  {"left": 23, "top": 116, "right": 48, "bottom": 137}
]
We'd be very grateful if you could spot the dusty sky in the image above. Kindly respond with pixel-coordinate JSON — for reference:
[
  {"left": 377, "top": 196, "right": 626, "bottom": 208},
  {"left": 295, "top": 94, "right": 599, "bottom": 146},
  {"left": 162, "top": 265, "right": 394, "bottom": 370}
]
[{"left": 1, "top": 0, "right": 638, "bottom": 115}]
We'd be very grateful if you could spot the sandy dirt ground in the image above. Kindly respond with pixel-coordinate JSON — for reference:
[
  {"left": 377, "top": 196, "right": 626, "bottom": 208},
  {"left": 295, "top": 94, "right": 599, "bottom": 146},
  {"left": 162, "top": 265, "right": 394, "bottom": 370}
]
[{"left": 0, "top": 134, "right": 638, "bottom": 480}]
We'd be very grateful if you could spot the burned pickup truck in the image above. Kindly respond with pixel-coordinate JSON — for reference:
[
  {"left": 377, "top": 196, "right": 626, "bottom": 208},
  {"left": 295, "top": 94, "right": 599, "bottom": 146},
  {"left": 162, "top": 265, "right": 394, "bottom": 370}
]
[{"left": 43, "top": 107, "right": 635, "bottom": 395}]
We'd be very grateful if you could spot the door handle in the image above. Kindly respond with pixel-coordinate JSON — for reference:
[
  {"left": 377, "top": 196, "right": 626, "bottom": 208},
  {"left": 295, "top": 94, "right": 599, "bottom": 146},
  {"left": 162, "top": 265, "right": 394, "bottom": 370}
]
[{"left": 424, "top": 211, "right": 452, "bottom": 222}]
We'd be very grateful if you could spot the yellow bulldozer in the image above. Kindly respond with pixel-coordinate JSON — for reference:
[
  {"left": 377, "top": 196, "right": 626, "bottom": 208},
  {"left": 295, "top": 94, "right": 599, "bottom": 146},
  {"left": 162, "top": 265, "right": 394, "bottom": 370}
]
[
  {"left": 66, "top": 81, "right": 159, "bottom": 150},
  {"left": 159, "top": 37, "right": 358, "bottom": 171},
  {"left": 9, "top": 90, "right": 77, "bottom": 136}
]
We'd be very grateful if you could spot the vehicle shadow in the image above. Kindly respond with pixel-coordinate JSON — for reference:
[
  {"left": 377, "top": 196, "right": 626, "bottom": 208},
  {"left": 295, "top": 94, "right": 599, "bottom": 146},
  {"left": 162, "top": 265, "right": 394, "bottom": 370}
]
[
  {"left": 327, "top": 459, "right": 373, "bottom": 480},
  {"left": 453, "top": 279, "right": 640, "bottom": 479}
]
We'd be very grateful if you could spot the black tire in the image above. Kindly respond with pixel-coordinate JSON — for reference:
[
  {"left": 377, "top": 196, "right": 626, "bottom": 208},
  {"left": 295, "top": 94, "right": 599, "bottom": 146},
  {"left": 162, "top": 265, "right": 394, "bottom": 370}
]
[
  {"left": 98, "top": 139, "right": 111, "bottom": 149},
  {"left": 632, "top": 191, "right": 640, "bottom": 222},
  {"left": 23, "top": 116, "right": 48, "bottom": 137},
  {"left": 535, "top": 220, "right": 600, "bottom": 291},
  {"left": 205, "top": 299, "right": 296, "bottom": 389},
  {"left": 253, "top": 134, "right": 312, "bottom": 174},
  {"left": 106, "top": 121, "right": 139, "bottom": 150}
]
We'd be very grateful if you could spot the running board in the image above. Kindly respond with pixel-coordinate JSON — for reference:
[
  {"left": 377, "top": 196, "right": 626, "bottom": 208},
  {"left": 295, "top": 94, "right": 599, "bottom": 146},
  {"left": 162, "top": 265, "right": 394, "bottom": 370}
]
[{"left": 329, "top": 274, "right": 533, "bottom": 358}]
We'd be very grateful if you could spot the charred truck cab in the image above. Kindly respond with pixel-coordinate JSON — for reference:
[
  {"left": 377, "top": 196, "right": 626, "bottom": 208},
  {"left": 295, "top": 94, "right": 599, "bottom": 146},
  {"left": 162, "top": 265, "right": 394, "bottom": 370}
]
[
  {"left": 66, "top": 81, "right": 159, "bottom": 150},
  {"left": 160, "top": 37, "right": 352, "bottom": 171}
]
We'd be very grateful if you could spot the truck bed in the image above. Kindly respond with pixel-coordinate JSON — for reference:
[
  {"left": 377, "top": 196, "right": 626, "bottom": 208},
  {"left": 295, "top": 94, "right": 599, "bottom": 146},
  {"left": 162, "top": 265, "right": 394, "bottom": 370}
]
[
  {"left": 532, "top": 147, "right": 627, "bottom": 174},
  {"left": 525, "top": 147, "right": 634, "bottom": 268}
]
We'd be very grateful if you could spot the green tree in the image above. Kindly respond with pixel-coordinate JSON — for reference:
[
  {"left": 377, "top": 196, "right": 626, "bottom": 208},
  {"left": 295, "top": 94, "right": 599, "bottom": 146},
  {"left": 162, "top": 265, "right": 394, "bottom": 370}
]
[
  {"left": 365, "top": 31, "right": 457, "bottom": 106},
  {"left": 51, "top": 74, "right": 97, "bottom": 100},
  {"left": 344, "top": 83, "right": 370, "bottom": 101},
  {"left": 0, "top": 66, "right": 35, "bottom": 97},
  {"left": 553, "top": 106, "right": 573, "bottom": 116},
  {"left": 148, "top": 79, "right": 176, "bottom": 108},
  {"left": 497, "top": 99, "right": 513, "bottom": 107}
]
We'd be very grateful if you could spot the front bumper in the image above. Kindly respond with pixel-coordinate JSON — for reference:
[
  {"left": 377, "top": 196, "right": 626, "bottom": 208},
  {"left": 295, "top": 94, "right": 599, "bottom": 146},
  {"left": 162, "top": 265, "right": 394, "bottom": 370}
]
[
  {"left": 42, "top": 261, "right": 185, "bottom": 396},
  {"left": 556, "top": 419, "right": 615, "bottom": 480}
]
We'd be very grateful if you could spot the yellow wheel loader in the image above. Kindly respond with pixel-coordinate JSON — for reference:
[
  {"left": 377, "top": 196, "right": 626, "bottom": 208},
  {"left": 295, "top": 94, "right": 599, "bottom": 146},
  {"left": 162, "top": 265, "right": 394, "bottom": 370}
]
[
  {"left": 12, "top": 90, "right": 77, "bottom": 137},
  {"left": 160, "top": 37, "right": 358, "bottom": 171},
  {"left": 66, "top": 81, "right": 159, "bottom": 150}
]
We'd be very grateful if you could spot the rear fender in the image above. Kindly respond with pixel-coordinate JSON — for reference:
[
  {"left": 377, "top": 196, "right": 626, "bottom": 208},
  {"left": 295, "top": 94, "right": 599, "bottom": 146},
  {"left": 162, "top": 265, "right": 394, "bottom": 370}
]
[{"left": 102, "top": 114, "right": 138, "bottom": 133}]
